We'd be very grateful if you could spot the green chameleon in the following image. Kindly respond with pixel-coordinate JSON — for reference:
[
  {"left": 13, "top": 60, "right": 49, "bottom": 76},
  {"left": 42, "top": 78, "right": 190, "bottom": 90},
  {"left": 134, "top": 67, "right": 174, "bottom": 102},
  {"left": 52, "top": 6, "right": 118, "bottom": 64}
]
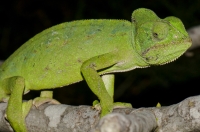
[{"left": 0, "top": 8, "right": 191, "bottom": 131}]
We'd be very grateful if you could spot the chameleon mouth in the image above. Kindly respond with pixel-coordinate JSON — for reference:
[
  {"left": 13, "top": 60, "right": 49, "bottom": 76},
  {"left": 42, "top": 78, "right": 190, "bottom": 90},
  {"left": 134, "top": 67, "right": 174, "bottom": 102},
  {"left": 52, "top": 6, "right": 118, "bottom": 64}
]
[
  {"left": 159, "top": 50, "right": 186, "bottom": 65},
  {"left": 142, "top": 37, "right": 192, "bottom": 65},
  {"left": 159, "top": 37, "right": 192, "bottom": 65}
]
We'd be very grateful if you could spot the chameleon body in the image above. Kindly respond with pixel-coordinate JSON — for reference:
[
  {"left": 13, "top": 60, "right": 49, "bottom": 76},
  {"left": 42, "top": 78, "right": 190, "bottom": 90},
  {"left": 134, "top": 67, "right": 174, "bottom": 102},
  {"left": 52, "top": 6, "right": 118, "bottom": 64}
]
[{"left": 0, "top": 8, "right": 191, "bottom": 131}]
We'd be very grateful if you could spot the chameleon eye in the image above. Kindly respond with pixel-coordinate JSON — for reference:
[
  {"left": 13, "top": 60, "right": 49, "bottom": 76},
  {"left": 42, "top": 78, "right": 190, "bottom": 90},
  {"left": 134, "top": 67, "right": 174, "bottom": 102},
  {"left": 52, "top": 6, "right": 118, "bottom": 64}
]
[
  {"left": 153, "top": 32, "right": 158, "bottom": 38},
  {"left": 152, "top": 22, "right": 169, "bottom": 40}
]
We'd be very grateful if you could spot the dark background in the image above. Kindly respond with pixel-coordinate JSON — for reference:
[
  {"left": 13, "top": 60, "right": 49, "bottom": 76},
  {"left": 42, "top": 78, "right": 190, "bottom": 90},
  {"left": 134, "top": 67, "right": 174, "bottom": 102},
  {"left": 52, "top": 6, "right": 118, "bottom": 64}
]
[{"left": 0, "top": 0, "right": 200, "bottom": 108}]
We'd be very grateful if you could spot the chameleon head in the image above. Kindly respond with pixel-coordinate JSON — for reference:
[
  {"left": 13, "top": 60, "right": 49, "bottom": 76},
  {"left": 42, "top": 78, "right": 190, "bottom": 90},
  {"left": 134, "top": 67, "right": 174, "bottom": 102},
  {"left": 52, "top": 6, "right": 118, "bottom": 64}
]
[{"left": 132, "top": 8, "right": 192, "bottom": 65}]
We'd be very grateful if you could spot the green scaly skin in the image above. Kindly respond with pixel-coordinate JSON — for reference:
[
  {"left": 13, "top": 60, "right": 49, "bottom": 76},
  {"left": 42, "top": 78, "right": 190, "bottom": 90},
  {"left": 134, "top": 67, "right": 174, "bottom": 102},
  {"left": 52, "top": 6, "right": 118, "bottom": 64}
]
[{"left": 0, "top": 8, "right": 191, "bottom": 131}]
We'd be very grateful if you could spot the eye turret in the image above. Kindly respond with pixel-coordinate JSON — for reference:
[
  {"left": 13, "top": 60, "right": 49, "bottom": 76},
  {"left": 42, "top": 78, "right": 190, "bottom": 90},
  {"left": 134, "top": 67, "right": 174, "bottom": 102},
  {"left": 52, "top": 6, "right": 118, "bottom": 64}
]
[{"left": 152, "top": 22, "right": 169, "bottom": 40}]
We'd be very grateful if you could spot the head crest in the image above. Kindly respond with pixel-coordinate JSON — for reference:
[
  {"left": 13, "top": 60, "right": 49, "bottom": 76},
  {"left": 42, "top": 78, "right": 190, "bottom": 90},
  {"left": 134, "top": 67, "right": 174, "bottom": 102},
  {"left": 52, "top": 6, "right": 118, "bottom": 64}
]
[{"left": 132, "top": 8, "right": 159, "bottom": 26}]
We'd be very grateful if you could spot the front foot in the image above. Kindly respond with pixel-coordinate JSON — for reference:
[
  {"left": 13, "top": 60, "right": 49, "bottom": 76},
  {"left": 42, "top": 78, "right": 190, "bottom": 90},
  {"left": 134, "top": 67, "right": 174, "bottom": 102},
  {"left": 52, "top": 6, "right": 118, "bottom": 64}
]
[
  {"left": 92, "top": 100, "right": 132, "bottom": 117},
  {"left": 33, "top": 91, "right": 60, "bottom": 108},
  {"left": 92, "top": 99, "right": 114, "bottom": 117}
]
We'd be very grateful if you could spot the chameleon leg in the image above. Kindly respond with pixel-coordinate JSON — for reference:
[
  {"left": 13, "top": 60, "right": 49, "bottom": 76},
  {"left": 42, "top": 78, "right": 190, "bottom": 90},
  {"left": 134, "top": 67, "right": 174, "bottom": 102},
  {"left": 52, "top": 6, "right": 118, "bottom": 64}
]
[
  {"left": 81, "top": 51, "right": 132, "bottom": 117},
  {"left": 81, "top": 67, "right": 113, "bottom": 117},
  {"left": 93, "top": 74, "right": 132, "bottom": 110},
  {"left": 81, "top": 52, "right": 121, "bottom": 117},
  {"left": 6, "top": 76, "right": 32, "bottom": 132},
  {"left": 101, "top": 74, "right": 132, "bottom": 109},
  {"left": 33, "top": 91, "right": 60, "bottom": 108},
  {"left": 102, "top": 74, "right": 114, "bottom": 98},
  {"left": 92, "top": 74, "right": 114, "bottom": 109}
]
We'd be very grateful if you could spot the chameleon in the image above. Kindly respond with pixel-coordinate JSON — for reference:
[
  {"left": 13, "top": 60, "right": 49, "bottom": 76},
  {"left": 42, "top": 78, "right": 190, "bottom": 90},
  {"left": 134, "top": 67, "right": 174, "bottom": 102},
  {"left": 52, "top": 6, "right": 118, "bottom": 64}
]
[{"left": 0, "top": 8, "right": 191, "bottom": 131}]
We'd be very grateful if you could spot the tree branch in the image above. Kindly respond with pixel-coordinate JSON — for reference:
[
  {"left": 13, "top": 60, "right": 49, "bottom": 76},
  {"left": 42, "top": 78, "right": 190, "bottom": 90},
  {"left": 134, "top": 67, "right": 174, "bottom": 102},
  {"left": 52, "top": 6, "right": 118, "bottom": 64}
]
[{"left": 1, "top": 95, "right": 200, "bottom": 132}]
